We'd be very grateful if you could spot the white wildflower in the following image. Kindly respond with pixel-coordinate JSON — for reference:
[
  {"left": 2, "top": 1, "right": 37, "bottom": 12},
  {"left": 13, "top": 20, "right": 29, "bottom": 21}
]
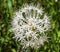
[{"left": 11, "top": 4, "right": 51, "bottom": 48}]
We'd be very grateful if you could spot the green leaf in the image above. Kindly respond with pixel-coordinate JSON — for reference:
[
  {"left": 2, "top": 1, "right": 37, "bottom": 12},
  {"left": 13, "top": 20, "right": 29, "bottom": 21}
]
[
  {"left": 12, "top": 49, "right": 16, "bottom": 52},
  {"left": 7, "top": 0, "right": 12, "bottom": 10},
  {"left": 57, "top": 31, "right": 60, "bottom": 37},
  {"left": 0, "top": 37, "right": 4, "bottom": 43}
]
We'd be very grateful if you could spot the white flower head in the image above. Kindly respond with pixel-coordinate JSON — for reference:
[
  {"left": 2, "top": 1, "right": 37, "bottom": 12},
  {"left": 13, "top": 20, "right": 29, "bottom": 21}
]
[{"left": 11, "top": 4, "right": 51, "bottom": 49}]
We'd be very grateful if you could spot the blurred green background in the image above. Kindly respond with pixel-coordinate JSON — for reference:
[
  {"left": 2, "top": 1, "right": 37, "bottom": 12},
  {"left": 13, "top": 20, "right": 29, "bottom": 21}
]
[{"left": 0, "top": 0, "right": 60, "bottom": 52}]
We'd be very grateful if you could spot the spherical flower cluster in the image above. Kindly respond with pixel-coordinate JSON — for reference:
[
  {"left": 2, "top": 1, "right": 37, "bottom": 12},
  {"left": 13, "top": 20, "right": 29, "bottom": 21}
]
[{"left": 11, "top": 5, "right": 51, "bottom": 48}]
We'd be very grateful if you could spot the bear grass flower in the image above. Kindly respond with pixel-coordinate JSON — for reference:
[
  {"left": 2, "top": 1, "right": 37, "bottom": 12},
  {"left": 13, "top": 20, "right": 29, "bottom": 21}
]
[{"left": 11, "top": 4, "right": 51, "bottom": 49}]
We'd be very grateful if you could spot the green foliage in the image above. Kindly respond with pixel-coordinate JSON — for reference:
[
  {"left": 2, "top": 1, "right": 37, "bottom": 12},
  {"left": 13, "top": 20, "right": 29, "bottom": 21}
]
[{"left": 0, "top": 0, "right": 60, "bottom": 52}]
